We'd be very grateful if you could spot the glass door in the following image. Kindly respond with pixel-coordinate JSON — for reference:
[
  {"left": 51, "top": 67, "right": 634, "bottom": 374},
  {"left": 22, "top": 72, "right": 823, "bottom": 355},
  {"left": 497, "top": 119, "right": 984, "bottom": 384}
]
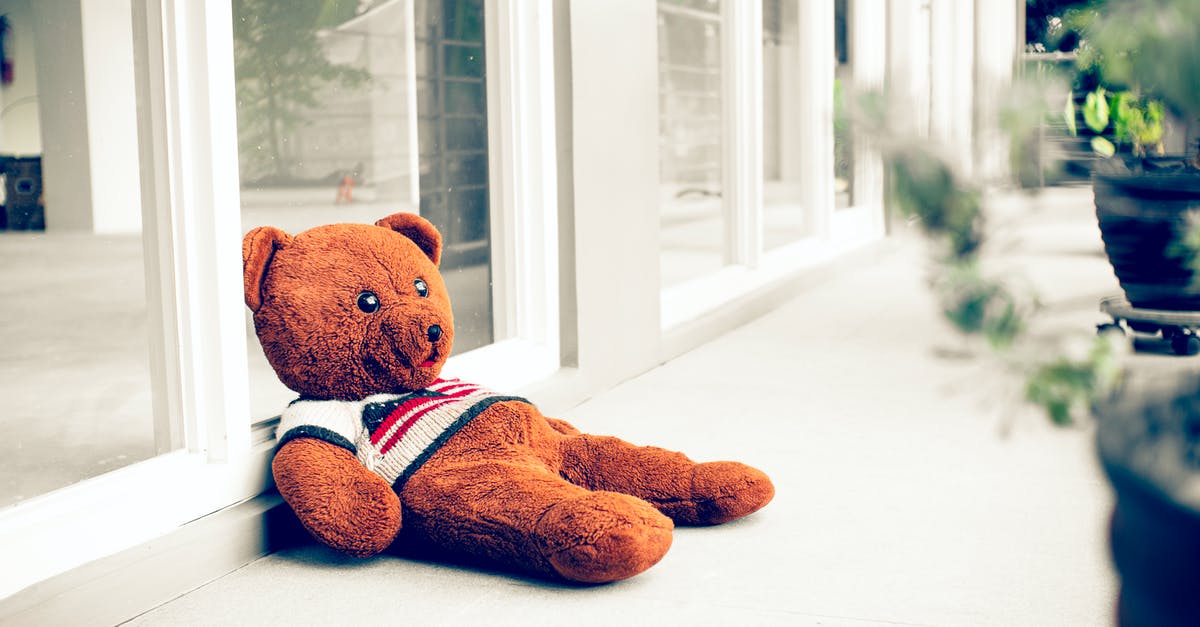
[{"left": 0, "top": 0, "right": 171, "bottom": 509}]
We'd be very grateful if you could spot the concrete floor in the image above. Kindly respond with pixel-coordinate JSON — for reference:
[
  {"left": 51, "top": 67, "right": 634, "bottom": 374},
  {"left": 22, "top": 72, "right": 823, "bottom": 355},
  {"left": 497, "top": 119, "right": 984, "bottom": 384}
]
[{"left": 125, "top": 185, "right": 1173, "bottom": 626}]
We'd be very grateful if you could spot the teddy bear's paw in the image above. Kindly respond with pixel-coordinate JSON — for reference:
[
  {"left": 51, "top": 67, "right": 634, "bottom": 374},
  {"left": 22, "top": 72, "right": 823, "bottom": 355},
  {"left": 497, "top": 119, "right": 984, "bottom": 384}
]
[
  {"left": 683, "top": 461, "right": 775, "bottom": 526},
  {"left": 273, "top": 439, "right": 403, "bottom": 557},
  {"left": 536, "top": 492, "right": 673, "bottom": 584},
  {"left": 309, "top": 476, "right": 404, "bottom": 557}
]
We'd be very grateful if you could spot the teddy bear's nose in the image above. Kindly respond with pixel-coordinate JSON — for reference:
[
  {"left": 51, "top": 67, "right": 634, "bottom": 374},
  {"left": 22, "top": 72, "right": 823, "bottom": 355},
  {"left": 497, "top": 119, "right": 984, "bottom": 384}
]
[{"left": 427, "top": 325, "right": 442, "bottom": 343}]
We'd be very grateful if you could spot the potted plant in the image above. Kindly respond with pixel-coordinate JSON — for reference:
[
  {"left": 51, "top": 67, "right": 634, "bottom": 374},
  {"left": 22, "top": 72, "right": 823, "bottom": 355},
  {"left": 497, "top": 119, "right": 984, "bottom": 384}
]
[
  {"left": 1064, "top": 1, "right": 1200, "bottom": 314},
  {"left": 1034, "top": 1, "right": 1200, "bottom": 622},
  {"left": 880, "top": 1, "right": 1200, "bottom": 623}
]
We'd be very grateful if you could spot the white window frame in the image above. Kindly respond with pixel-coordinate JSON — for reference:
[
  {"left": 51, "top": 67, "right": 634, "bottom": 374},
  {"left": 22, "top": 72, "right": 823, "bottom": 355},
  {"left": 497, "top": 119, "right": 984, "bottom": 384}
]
[
  {"left": 449, "top": 0, "right": 560, "bottom": 391},
  {"left": 0, "top": 0, "right": 260, "bottom": 599},
  {"left": 660, "top": 0, "right": 886, "bottom": 331},
  {"left": 0, "top": 0, "right": 561, "bottom": 600}
]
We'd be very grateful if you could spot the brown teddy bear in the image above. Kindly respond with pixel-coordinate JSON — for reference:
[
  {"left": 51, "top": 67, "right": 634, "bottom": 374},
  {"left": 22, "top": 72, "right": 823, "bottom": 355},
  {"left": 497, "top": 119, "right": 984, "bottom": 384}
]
[{"left": 243, "top": 212, "right": 774, "bottom": 583}]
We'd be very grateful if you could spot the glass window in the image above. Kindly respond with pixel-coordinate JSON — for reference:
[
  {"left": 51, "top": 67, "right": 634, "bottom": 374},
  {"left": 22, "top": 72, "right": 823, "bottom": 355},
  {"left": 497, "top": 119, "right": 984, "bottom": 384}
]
[
  {"left": 834, "top": 0, "right": 853, "bottom": 209},
  {"left": 761, "top": 0, "right": 805, "bottom": 249},
  {"left": 657, "top": 0, "right": 726, "bottom": 287},
  {"left": 233, "top": 0, "right": 496, "bottom": 420},
  {"left": 0, "top": 0, "right": 163, "bottom": 507}
]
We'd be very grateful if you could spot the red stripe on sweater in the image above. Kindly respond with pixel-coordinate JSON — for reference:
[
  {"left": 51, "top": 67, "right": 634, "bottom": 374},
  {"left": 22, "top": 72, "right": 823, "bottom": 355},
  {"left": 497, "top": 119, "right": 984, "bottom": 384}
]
[
  {"left": 378, "top": 391, "right": 475, "bottom": 455},
  {"left": 371, "top": 396, "right": 433, "bottom": 444},
  {"left": 370, "top": 387, "right": 473, "bottom": 445},
  {"left": 432, "top": 384, "right": 480, "bottom": 397}
]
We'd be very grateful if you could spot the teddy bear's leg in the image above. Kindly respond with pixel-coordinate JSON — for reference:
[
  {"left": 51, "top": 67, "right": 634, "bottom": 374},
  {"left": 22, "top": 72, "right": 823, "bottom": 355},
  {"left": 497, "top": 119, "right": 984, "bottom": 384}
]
[
  {"left": 402, "top": 460, "right": 673, "bottom": 583},
  {"left": 558, "top": 435, "right": 775, "bottom": 526}
]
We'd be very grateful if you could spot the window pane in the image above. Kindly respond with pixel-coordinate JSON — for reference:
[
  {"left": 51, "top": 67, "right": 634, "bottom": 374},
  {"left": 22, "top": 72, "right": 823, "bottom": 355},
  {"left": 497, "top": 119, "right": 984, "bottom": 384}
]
[
  {"left": 658, "top": 0, "right": 726, "bottom": 287},
  {"left": 0, "top": 1, "right": 160, "bottom": 507},
  {"left": 762, "top": 0, "right": 806, "bottom": 249},
  {"left": 834, "top": 0, "right": 853, "bottom": 209},
  {"left": 234, "top": 0, "right": 495, "bottom": 420}
]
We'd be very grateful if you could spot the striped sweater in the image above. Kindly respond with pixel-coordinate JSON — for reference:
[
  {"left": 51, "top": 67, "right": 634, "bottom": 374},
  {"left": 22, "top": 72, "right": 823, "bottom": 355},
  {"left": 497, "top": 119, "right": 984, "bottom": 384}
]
[{"left": 276, "top": 378, "right": 528, "bottom": 490}]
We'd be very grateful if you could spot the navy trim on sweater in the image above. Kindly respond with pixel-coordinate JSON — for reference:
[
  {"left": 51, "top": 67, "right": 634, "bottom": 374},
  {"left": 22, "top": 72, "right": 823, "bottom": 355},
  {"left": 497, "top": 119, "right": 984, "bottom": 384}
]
[
  {"left": 391, "top": 395, "right": 529, "bottom": 490},
  {"left": 277, "top": 424, "right": 357, "bottom": 454}
]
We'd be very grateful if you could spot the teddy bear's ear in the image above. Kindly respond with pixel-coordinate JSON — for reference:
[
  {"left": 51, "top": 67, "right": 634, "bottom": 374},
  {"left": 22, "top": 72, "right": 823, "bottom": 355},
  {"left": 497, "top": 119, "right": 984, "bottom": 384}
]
[
  {"left": 375, "top": 212, "right": 442, "bottom": 266},
  {"left": 243, "top": 226, "right": 293, "bottom": 312}
]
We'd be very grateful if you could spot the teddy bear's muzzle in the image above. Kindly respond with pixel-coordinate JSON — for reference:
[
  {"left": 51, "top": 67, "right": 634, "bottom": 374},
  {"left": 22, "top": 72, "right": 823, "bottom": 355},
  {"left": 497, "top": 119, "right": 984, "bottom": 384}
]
[{"left": 372, "top": 316, "right": 451, "bottom": 380}]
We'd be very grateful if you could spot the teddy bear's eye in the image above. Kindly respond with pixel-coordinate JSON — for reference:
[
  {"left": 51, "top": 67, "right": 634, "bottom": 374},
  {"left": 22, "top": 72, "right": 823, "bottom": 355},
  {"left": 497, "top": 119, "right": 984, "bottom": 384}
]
[
  {"left": 414, "top": 278, "right": 429, "bottom": 298},
  {"left": 356, "top": 291, "right": 381, "bottom": 313}
]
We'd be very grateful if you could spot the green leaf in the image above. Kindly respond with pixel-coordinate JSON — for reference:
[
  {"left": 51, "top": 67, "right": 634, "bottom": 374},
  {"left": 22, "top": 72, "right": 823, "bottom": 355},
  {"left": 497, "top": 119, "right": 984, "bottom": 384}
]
[
  {"left": 1111, "top": 92, "right": 1132, "bottom": 140},
  {"left": 1083, "top": 88, "right": 1109, "bottom": 133},
  {"left": 1063, "top": 94, "right": 1077, "bottom": 136},
  {"left": 1091, "top": 136, "right": 1116, "bottom": 157}
]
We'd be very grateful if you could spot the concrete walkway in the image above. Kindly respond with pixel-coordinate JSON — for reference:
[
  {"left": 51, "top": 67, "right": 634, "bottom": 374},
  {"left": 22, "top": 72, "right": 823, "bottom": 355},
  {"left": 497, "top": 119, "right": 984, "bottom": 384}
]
[{"left": 131, "top": 186, "right": 1164, "bottom": 626}]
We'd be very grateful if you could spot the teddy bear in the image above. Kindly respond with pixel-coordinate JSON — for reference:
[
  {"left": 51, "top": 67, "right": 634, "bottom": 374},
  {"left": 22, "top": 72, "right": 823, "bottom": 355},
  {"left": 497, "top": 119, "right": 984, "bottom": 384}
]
[{"left": 243, "top": 212, "right": 774, "bottom": 583}]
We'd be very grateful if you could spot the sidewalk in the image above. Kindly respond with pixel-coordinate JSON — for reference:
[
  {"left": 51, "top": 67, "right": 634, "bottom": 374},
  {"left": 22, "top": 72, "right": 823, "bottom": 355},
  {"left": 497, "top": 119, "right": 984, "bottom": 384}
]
[{"left": 131, "top": 186, "right": 1149, "bottom": 626}]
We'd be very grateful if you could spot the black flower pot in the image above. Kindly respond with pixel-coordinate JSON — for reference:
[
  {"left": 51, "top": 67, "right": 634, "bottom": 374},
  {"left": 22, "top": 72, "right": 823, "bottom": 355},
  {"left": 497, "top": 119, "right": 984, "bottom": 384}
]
[
  {"left": 1094, "top": 157, "right": 1200, "bottom": 311},
  {"left": 1096, "top": 374, "right": 1200, "bottom": 626}
]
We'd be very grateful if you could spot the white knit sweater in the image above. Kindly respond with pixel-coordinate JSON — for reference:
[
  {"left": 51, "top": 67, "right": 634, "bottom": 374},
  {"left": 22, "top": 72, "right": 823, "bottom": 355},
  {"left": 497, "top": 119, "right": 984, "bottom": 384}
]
[{"left": 276, "top": 378, "right": 527, "bottom": 489}]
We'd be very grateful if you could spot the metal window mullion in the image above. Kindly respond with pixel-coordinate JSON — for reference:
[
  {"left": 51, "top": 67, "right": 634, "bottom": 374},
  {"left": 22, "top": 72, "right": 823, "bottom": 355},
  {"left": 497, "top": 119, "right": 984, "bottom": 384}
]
[
  {"left": 405, "top": 0, "right": 422, "bottom": 207},
  {"left": 720, "top": 0, "right": 763, "bottom": 267}
]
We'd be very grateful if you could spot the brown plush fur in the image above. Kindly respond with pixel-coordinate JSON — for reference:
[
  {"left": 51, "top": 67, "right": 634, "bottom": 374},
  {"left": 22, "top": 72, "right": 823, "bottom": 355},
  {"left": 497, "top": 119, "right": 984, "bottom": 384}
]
[{"left": 246, "top": 213, "right": 774, "bottom": 583}]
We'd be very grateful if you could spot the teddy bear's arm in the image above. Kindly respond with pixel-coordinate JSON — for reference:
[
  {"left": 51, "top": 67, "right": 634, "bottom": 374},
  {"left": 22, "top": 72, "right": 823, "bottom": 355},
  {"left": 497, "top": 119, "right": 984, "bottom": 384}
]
[
  {"left": 558, "top": 434, "right": 775, "bottom": 526},
  {"left": 273, "top": 437, "right": 402, "bottom": 557}
]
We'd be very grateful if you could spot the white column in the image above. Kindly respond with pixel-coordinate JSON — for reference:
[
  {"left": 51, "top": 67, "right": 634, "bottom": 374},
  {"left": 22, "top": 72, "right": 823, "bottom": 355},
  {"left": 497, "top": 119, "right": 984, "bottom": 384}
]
[
  {"left": 82, "top": 0, "right": 142, "bottom": 233},
  {"left": 951, "top": 0, "right": 975, "bottom": 176},
  {"left": 721, "top": 0, "right": 763, "bottom": 267},
  {"left": 886, "top": 0, "right": 931, "bottom": 138},
  {"left": 29, "top": 0, "right": 141, "bottom": 233},
  {"left": 928, "top": 0, "right": 954, "bottom": 143},
  {"left": 567, "top": 0, "right": 661, "bottom": 386},
  {"left": 974, "top": 0, "right": 1017, "bottom": 182},
  {"left": 798, "top": 0, "right": 835, "bottom": 239},
  {"left": 852, "top": 0, "right": 887, "bottom": 227}
]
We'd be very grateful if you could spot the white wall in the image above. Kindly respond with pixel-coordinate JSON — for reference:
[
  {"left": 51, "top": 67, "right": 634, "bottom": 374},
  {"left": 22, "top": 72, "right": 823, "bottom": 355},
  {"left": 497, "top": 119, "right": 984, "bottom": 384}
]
[
  {"left": 0, "top": 0, "right": 42, "bottom": 155},
  {"left": 80, "top": 0, "right": 141, "bottom": 233}
]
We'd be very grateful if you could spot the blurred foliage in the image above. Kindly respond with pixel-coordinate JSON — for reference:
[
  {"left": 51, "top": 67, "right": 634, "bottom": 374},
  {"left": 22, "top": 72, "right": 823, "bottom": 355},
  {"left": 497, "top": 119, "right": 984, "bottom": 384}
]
[
  {"left": 1026, "top": 0, "right": 1101, "bottom": 53},
  {"left": 1111, "top": 91, "right": 1165, "bottom": 156},
  {"left": 932, "top": 261, "right": 1025, "bottom": 350},
  {"left": 855, "top": 64, "right": 1122, "bottom": 425},
  {"left": 887, "top": 147, "right": 982, "bottom": 257},
  {"left": 881, "top": 126, "right": 1123, "bottom": 424},
  {"left": 1068, "top": 85, "right": 1165, "bottom": 157},
  {"left": 1027, "top": 332, "right": 1125, "bottom": 425},
  {"left": 1082, "top": 86, "right": 1110, "bottom": 133},
  {"left": 834, "top": 79, "right": 853, "bottom": 185},
  {"left": 884, "top": 0, "right": 1200, "bottom": 426},
  {"left": 884, "top": 143, "right": 1030, "bottom": 352},
  {"left": 1085, "top": 0, "right": 1200, "bottom": 120}
]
